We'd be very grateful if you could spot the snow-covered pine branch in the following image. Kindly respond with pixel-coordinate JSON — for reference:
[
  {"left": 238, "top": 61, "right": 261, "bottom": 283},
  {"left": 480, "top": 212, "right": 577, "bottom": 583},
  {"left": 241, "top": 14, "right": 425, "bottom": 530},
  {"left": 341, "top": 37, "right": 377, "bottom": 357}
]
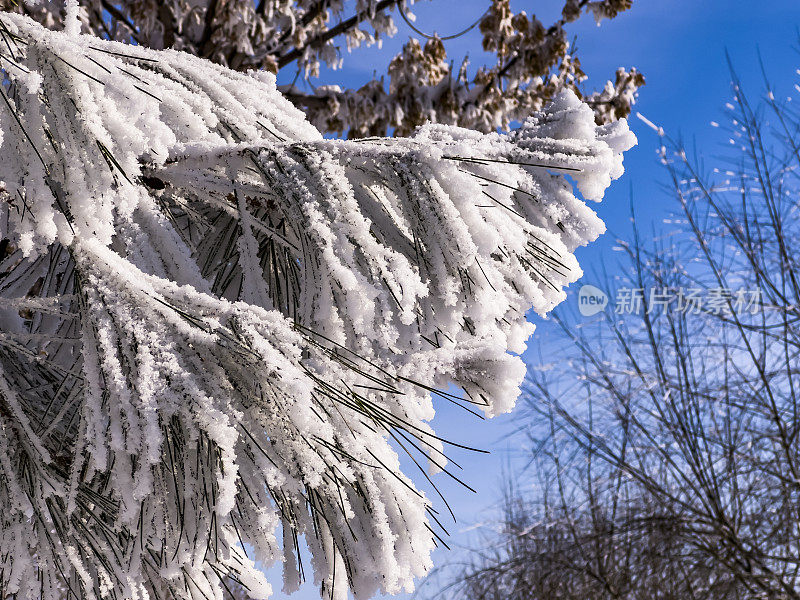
[{"left": 0, "top": 12, "right": 635, "bottom": 600}]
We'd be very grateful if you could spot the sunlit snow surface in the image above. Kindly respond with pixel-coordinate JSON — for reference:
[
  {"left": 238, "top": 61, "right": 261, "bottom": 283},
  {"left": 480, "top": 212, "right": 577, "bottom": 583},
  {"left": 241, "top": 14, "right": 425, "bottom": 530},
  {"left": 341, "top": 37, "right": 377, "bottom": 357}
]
[{"left": 0, "top": 13, "right": 633, "bottom": 600}]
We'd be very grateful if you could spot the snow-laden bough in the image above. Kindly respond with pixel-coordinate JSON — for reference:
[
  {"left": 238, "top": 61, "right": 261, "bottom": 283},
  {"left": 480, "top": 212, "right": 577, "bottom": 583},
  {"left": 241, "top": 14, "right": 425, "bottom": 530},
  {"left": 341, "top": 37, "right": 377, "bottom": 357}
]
[{"left": 0, "top": 12, "right": 635, "bottom": 600}]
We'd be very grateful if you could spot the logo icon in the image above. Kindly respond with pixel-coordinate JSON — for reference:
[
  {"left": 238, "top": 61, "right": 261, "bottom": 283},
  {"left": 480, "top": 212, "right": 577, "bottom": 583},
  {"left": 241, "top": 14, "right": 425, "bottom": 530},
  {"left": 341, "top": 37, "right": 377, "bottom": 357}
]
[{"left": 578, "top": 285, "right": 608, "bottom": 316}]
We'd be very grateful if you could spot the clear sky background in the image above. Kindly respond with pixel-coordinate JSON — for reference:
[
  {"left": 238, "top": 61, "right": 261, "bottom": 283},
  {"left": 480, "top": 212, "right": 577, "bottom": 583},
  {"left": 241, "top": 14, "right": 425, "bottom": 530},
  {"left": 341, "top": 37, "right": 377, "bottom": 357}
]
[{"left": 271, "top": 2, "right": 800, "bottom": 598}]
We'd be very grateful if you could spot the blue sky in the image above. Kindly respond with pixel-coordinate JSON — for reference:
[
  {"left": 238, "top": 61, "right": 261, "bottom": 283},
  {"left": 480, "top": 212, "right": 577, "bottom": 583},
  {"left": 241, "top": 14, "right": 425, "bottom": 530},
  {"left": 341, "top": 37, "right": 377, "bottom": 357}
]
[{"left": 272, "top": 2, "right": 800, "bottom": 598}]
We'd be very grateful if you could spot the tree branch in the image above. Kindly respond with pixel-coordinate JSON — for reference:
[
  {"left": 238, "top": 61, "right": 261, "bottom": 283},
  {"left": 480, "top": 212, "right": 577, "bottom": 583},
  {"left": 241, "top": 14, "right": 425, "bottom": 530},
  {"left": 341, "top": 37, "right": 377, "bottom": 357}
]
[{"left": 277, "top": 0, "right": 401, "bottom": 69}]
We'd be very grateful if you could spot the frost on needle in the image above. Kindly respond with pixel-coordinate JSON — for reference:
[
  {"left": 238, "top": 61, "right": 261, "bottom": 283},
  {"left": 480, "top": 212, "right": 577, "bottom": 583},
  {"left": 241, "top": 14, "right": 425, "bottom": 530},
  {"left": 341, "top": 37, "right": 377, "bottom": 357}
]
[{"left": 0, "top": 13, "right": 634, "bottom": 600}]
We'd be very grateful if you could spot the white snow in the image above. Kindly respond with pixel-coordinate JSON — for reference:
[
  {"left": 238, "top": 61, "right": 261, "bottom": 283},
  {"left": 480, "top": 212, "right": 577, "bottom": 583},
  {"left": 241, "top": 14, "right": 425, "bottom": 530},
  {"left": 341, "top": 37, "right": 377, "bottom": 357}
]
[{"left": 0, "top": 12, "right": 634, "bottom": 600}]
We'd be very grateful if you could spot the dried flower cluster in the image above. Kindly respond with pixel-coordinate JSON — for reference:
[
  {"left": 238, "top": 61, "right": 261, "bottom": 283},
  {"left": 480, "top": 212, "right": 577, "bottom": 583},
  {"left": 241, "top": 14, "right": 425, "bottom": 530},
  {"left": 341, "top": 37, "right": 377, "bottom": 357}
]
[{"left": 2, "top": 0, "right": 642, "bottom": 137}]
